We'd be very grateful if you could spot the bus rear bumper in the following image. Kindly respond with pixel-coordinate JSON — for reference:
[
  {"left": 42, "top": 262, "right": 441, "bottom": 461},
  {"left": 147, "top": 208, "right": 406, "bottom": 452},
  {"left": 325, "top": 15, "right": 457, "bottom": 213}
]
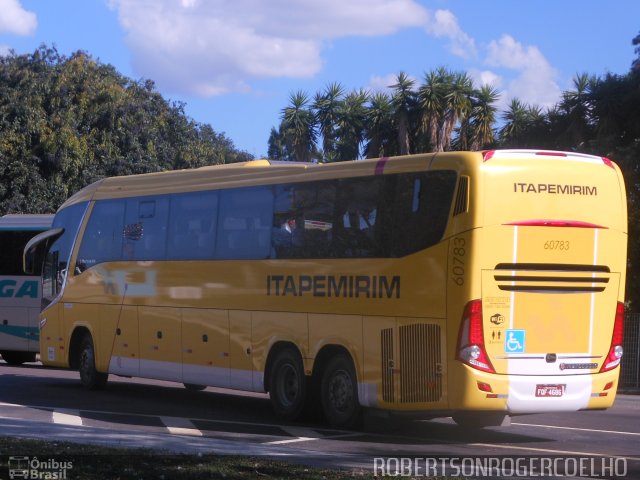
[{"left": 506, "top": 372, "right": 618, "bottom": 413}]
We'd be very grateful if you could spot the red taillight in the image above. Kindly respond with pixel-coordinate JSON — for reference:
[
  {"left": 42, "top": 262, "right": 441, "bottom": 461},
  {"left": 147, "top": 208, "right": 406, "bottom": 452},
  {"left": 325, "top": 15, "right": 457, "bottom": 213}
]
[
  {"left": 600, "top": 302, "right": 625, "bottom": 372},
  {"left": 456, "top": 300, "right": 495, "bottom": 373},
  {"left": 505, "top": 220, "right": 606, "bottom": 229},
  {"left": 602, "top": 157, "right": 615, "bottom": 169},
  {"left": 483, "top": 150, "right": 495, "bottom": 161},
  {"left": 535, "top": 151, "right": 567, "bottom": 157}
]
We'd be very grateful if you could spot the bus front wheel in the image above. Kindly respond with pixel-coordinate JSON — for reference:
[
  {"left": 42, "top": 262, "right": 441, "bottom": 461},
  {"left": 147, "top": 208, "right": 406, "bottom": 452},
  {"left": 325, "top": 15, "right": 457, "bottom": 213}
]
[
  {"left": 78, "top": 334, "right": 108, "bottom": 390},
  {"left": 269, "top": 349, "right": 306, "bottom": 421},
  {"left": 321, "top": 354, "right": 361, "bottom": 429}
]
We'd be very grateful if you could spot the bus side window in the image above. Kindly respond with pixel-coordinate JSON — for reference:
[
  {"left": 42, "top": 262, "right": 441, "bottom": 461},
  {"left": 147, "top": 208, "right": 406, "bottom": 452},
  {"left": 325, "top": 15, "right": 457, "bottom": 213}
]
[
  {"left": 216, "top": 186, "right": 274, "bottom": 260},
  {"left": 391, "top": 171, "right": 457, "bottom": 257},
  {"left": 333, "top": 177, "right": 384, "bottom": 258},
  {"left": 167, "top": 191, "right": 218, "bottom": 260},
  {"left": 272, "top": 181, "right": 336, "bottom": 259},
  {"left": 42, "top": 202, "right": 88, "bottom": 307},
  {"left": 76, "top": 200, "right": 125, "bottom": 271},
  {"left": 123, "top": 197, "right": 169, "bottom": 261}
]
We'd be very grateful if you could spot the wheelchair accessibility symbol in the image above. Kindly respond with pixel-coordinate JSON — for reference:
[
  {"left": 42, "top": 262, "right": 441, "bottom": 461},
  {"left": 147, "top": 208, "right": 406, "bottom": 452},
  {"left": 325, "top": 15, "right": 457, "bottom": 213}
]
[{"left": 505, "top": 329, "right": 526, "bottom": 353}]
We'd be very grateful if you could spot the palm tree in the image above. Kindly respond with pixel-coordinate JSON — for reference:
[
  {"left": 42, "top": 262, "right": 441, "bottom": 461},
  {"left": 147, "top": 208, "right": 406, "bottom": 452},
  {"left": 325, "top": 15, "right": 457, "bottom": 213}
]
[
  {"left": 559, "top": 73, "right": 594, "bottom": 148},
  {"left": 469, "top": 85, "right": 499, "bottom": 150},
  {"left": 281, "top": 90, "right": 316, "bottom": 162},
  {"left": 498, "top": 98, "right": 530, "bottom": 147},
  {"left": 312, "top": 82, "right": 343, "bottom": 162},
  {"left": 438, "top": 71, "right": 473, "bottom": 152},
  {"left": 417, "top": 69, "right": 446, "bottom": 152},
  {"left": 335, "top": 89, "right": 369, "bottom": 161},
  {"left": 364, "top": 92, "right": 394, "bottom": 158},
  {"left": 390, "top": 72, "right": 416, "bottom": 155}
]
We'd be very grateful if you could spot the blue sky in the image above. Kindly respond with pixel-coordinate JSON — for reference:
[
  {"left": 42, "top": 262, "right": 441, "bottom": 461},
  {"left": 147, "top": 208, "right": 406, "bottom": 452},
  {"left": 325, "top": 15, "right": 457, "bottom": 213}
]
[{"left": 1, "top": 0, "right": 639, "bottom": 158}]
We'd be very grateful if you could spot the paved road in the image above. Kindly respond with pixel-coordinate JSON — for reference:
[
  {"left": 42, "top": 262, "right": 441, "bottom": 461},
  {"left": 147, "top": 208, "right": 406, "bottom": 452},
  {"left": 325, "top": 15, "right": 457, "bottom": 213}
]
[{"left": 1, "top": 361, "right": 639, "bottom": 476}]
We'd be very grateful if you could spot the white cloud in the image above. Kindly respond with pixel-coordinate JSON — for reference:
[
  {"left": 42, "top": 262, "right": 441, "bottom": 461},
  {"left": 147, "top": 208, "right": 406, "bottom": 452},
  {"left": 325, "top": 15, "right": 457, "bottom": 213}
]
[
  {"left": 368, "top": 74, "right": 397, "bottom": 93},
  {"left": 109, "top": 0, "right": 429, "bottom": 96},
  {"left": 367, "top": 73, "right": 418, "bottom": 93},
  {"left": 469, "top": 69, "right": 503, "bottom": 89},
  {"left": 485, "top": 34, "right": 561, "bottom": 108},
  {"left": 0, "top": 0, "right": 36, "bottom": 36},
  {"left": 0, "top": 45, "right": 11, "bottom": 56},
  {"left": 424, "top": 9, "right": 476, "bottom": 59}
]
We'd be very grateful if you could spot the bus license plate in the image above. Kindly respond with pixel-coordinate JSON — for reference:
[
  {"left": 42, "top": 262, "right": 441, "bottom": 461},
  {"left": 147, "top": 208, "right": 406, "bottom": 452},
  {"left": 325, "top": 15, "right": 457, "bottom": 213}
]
[{"left": 535, "top": 384, "right": 565, "bottom": 397}]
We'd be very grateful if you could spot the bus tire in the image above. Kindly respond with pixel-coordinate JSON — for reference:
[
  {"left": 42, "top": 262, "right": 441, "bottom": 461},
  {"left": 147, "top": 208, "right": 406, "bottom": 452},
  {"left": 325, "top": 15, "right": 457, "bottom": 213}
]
[
  {"left": 320, "top": 354, "right": 361, "bottom": 429},
  {"left": 78, "top": 334, "right": 108, "bottom": 390},
  {"left": 184, "top": 383, "right": 207, "bottom": 391},
  {"left": 269, "top": 349, "right": 306, "bottom": 421},
  {"left": 452, "top": 412, "right": 507, "bottom": 429},
  {"left": 1, "top": 351, "right": 36, "bottom": 366}
]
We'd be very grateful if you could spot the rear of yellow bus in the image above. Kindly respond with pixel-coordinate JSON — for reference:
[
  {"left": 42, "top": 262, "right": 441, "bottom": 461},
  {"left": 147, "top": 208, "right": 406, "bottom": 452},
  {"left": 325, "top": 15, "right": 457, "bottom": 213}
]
[{"left": 451, "top": 150, "right": 626, "bottom": 425}]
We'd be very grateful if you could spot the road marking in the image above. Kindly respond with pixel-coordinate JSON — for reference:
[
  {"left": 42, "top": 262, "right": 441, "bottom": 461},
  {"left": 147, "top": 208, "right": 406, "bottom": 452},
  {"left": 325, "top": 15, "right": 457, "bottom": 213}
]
[
  {"left": 160, "top": 416, "right": 203, "bottom": 437},
  {"left": 52, "top": 409, "right": 83, "bottom": 426},
  {"left": 512, "top": 422, "right": 640, "bottom": 437},
  {"left": 264, "top": 436, "right": 318, "bottom": 445},
  {"left": 469, "top": 442, "right": 640, "bottom": 462}
]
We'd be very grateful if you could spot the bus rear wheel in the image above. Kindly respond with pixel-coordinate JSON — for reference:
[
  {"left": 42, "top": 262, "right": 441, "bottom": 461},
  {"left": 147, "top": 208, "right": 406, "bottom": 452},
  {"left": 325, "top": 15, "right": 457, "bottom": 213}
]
[
  {"left": 321, "top": 354, "right": 361, "bottom": 429},
  {"left": 269, "top": 349, "right": 306, "bottom": 421},
  {"left": 78, "top": 334, "right": 108, "bottom": 390}
]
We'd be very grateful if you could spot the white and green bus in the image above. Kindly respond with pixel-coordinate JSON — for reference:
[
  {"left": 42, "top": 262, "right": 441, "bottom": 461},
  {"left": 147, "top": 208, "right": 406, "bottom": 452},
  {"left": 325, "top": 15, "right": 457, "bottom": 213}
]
[{"left": 0, "top": 214, "right": 53, "bottom": 365}]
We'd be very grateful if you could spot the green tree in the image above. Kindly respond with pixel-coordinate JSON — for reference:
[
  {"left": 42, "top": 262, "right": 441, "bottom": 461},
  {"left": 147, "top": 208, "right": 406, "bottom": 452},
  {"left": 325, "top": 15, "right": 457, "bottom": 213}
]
[
  {"left": 312, "top": 82, "right": 343, "bottom": 162},
  {"left": 417, "top": 69, "right": 446, "bottom": 152},
  {"left": 335, "top": 89, "right": 369, "bottom": 161},
  {"left": 280, "top": 90, "right": 317, "bottom": 162},
  {"left": 438, "top": 71, "right": 473, "bottom": 152},
  {"left": 364, "top": 92, "right": 394, "bottom": 159},
  {"left": 498, "top": 98, "right": 530, "bottom": 147},
  {"left": 0, "top": 45, "right": 251, "bottom": 215},
  {"left": 390, "top": 72, "right": 416, "bottom": 155},
  {"left": 468, "top": 85, "right": 499, "bottom": 150}
]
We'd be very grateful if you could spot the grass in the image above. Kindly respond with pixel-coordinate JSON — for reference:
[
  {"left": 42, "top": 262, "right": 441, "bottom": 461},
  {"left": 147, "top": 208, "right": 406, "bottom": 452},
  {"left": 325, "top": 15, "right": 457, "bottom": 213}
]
[{"left": 0, "top": 437, "right": 385, "bottom": 480}]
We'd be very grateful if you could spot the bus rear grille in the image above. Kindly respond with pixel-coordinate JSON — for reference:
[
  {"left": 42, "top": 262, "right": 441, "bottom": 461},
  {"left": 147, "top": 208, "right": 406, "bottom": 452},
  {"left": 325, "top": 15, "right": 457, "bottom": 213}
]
[
  {"left": 494, "top": 263, "right": 610, "bottom": 293},
  {"left": 399, "top": 324, "right": 442, "bottom": 403},
  {"left": 381, "top": 328, "right": 394, "bottom": 403}
]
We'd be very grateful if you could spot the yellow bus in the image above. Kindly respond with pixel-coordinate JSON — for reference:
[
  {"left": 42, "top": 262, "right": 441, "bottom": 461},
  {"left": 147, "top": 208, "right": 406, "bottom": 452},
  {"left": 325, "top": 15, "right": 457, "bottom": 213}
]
[{"left": 24, "top": 150, "right": 627, "bottom": 428}]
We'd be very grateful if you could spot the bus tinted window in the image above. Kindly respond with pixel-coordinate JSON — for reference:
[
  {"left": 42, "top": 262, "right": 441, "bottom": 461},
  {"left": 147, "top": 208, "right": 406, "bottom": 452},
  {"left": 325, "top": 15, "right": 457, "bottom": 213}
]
[
  {"left": 0, "top": 231, "right": 44, "bottom": 276},
  {"left": 74, "top": 170, "right": 456, "bottom": 267},
  {"left": 123, "top": 197, "right": 169, "bottom": 261},
  {"left": 272, "top": 181, "right": 336, "bottom": 259},
  {"left": 391, "top": 170, "right": 457, "bottom": 257},
  {"left": 77, "top": 200, "right": 125, "bottom": 270},
  {"left": 216, "top": 187, "right": 274, "bottom": 260},
  {"left": 334, "top": 177, "right": 387, "bottom": 258},
  {"left": 168, "top": 191, "right": 218, "bottom": 260},
  {"left": 42, "top": 202, "right": 87, "bottom": 306}
]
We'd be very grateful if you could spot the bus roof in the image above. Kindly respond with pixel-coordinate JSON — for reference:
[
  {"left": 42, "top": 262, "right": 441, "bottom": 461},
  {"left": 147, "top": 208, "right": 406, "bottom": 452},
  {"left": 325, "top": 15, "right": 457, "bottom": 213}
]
[
  {"left": 59, "top": 153, "right": 450, "bottom": 207},
  {"left": 57, "top": 150, "right": 624, "bottom": 211},
  {"left": 0, "top": 214, "right": 54, "bottom": 231}
]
